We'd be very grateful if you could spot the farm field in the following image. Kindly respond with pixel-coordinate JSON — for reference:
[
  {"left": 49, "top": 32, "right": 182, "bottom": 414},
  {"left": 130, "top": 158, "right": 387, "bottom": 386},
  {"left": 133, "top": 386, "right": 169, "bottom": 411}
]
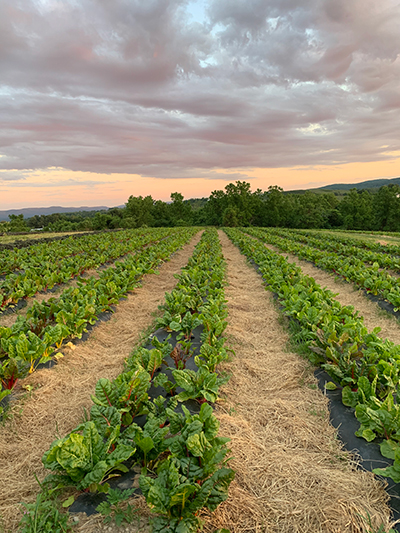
[
  {"left": 0, "top": 231, "right": 92, "bottom": 246},
  {"left": 299, "top": 229, "right": 400, "bottom": 247},
  {"left": 0, "top": 227, "right": 398, "bottom": 533}
]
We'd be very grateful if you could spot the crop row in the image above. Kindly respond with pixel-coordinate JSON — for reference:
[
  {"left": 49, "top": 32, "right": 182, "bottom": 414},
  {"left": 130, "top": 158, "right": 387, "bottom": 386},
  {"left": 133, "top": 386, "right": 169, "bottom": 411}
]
[
  {"left": 0, "top": 230, "right": 150, "bottom": 275},
  {"left": 261, "top": 227, "right": 400, "bottom": 270},
  {"left": 292, "top": 228, "right": 400, "bottom": 255},
  {"left": 19, "top": 228, "right": 234, "bottom": 533},
  {"left": 0, "top": 228, "right": 197, "bottom": 399},
  {"left": 0, "top": 228, "right": 178, "bottom": 310},
  {"left": 1, "top": 231, "right": 115, "bottom": 275},
  {"left": 246, "top": 227, "right": 400, "bottom": 312},
  {"left": 225, "top": 227, "right": 400, "bottom": 484}
]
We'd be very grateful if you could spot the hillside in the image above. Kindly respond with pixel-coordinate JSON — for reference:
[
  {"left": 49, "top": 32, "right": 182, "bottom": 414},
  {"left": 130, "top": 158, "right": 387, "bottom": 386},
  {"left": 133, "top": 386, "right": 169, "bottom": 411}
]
[
  {"left": 292, "top": 176, "right": 400, "bottom": 195},
  {"left": 0, "top": 205, "right": 111, "bottom": 222}
]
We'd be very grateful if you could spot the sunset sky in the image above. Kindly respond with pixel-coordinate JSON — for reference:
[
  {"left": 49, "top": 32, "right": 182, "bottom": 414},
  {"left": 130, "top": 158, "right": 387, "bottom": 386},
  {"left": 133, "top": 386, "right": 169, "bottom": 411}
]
[{"left": 1, "top": 0, "right": 399, "bottom": 209}]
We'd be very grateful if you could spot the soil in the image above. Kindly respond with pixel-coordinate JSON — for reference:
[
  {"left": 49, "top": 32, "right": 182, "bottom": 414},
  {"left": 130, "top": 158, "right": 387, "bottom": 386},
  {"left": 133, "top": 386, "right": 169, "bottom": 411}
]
[
  {"left": 0, "top": 231, "right": 202, "bottom": 532},
  {"left": 201, "top": 231, "right": 394, "bottom": 533}
]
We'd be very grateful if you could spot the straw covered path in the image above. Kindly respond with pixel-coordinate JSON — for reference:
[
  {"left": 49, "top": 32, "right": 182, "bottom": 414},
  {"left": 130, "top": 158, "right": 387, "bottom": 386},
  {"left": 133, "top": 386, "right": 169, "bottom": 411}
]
[
  {"left": 0, "top": 231, "right": 202, "bottom": 532},
  {"left": 202, "top": 230, "right": 394, "bottom": 533}
]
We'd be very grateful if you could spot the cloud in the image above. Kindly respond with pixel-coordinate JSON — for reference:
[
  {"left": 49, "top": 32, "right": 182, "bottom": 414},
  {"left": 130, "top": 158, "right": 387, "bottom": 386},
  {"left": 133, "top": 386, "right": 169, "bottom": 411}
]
[
  {"left": 0, "top": 170, "right": 29, "bottom": 181},
  {"left": 0, "top": 0, "right": 399, "bottom": 186}
]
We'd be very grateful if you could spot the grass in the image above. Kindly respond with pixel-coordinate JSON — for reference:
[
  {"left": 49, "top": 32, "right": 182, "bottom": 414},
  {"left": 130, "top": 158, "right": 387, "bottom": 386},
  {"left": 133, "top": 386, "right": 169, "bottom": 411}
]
[{"left": 0, "top": 231, "right": 91, "bottom": 245}]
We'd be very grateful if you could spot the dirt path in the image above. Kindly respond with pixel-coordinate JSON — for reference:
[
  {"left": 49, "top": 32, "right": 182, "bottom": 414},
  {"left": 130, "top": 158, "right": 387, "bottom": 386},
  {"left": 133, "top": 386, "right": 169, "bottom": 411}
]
[
  {"left": 0, "top": 231, "right": 202, "bottom": 532},
  {"left": 262, "top": 242, "right": 400, "bottom": 347},
  {"left": 203, "top": 231, "right": 393, "bottom": 533}
]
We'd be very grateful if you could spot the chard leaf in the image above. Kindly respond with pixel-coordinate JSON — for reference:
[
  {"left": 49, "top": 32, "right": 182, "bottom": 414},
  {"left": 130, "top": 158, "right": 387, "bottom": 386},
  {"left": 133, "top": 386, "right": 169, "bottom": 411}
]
[
  {"left": 186, "top": 432, "right": 211, "bottom": 457},
  {"left": 324, "top": 382, "right": 337, "bottom": 391},
  {"left": 361, "top": 428, "right": 377, "bottom": 442},
  {"left": 169, "top": 483, "right": 197, "bottom": 507},
  {"left": 342, "top": 386, "right": 357, "bottom": 408},
  {"left": 62, "top": 495, "right": 75, "bottom": 508},
  {"left": 172, "top": 369, "right": 196, "bottom": 391},
  {"left": 81, "top": 460, "right": 109, "bottom": 489},
  {"left": 106, "top": 443, "right": 135, "bottom": 467},
  {"left": 373, "top": 465, "right": 400, "bottom": 483},
  {"left": 57, "top": 433, "right": 89, "bottom": 473},
  {"left": 380, "top": 439, "right": 399, "bottom": 460},
  {"left": 93, "top": 378, "right": 117, "bottom": 407},
  {"left": 137, "top": 436, "right": 154, "bottom": 454}
]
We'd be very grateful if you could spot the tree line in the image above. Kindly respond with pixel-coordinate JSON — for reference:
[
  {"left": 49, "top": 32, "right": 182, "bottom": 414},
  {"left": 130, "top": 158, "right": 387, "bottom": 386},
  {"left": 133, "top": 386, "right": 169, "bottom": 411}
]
[{"left": 2, "top": 181, "right": 400, "bottom": 233}]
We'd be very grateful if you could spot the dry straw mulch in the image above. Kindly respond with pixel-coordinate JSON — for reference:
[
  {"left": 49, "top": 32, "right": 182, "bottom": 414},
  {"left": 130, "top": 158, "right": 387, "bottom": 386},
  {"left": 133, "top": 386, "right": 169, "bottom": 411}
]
[
  {"left": 0, "top": 231, "right": 202, "bottom": 532},
  {"left": 201, "top": 231, "right": 395, "bottom": 533}
]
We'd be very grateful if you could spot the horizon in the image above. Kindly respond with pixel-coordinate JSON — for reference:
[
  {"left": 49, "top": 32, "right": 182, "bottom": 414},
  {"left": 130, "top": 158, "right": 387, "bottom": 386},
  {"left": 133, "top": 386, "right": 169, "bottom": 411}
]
[
  {"left": 2, "top": 174, "right": 400, "bottom": 213},
  {"left": 1, "top": 0, "right": 399, "bottom": 210}
]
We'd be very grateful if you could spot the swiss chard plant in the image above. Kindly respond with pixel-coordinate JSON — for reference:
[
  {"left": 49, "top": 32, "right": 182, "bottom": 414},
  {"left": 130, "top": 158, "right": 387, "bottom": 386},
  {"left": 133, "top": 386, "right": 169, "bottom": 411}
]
[
  {"left": 42, "top": 421, "right": 136, "bottom": 493},
  {"left": 139, "top": 403, "right": 234, "bottom": 533},
  {"left": 91, "top": 369, "right": 151, "bottom": 427},
  {"left": 172, "top": 367, "right": 228, "bottom": 404}
]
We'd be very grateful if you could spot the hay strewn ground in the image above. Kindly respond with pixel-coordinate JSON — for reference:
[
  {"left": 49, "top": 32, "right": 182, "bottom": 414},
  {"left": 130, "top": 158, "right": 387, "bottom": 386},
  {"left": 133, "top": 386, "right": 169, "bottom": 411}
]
[
  {"left": 0, "top": 228, "right": 396, "bottom": 533},
  {"left": 0, "top": 232, "right": 202, "bottom": 532},
  {"left": 201, "top": 231, "right": 394, "bottom": 533}
]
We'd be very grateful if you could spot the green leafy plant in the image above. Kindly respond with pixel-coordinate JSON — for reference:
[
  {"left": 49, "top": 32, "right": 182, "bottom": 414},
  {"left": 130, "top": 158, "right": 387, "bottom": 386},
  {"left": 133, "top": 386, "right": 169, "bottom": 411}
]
[
  {"left": 96, "top": 488, "right": 139, "bottom": 526},
  {"left": 91, "top": 369, "right": 150, "bottom": 426},
  {"left": 121, "top": 412, "right": 170, "bottom": 471},
  {"left": 19, "top": 478, "right": 71, "bottom": 533},
  {"left": 373, "top": 439, "right": 400, "bottom": 483},
  {"left": 140, "top": 404, "right": 234, "bottom": 533},
  {"left": 128, "top": 347, "right": 164, "bottom": 379},
  {"left": 42, "top": 421, "right": 135, "bottom": 493},
  {"left": 153, "top": 372, "right": 177, "bottom": 396},
  {"left": 0, "top": 385, "right": 11, "bottom": 416},
  {"left": 172, "top": 367, "right": 228, "bottom": 404},
  {"left": 355, "top": 392, "right": 400, "bottom": 442},
  {"left": 170, "top": 343, "right": 193, "bottom": 370}
]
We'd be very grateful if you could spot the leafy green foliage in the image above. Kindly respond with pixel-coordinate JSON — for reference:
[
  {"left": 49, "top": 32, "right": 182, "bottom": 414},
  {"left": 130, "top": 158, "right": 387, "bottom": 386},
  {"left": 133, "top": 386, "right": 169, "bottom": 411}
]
[
  {"left": 91, "top": 369, "right": 151, "bottom": 426},
  {"left": 19, "top": 481, "right": 72, "bottom": 533},
  {"left": 140, "top": 404, "right": 234, "bottom": 533},
  {"left": 42, "top": 421, "right": 135, "bottom": 492},
  {"left": 0, "top": 228, "right": 197, "bottom": 390},
  {"left": 96, "top": 488, "right": 139, "bottom": 526},
  {"left": 173, "top": 367, "right": 228, "bottom": 404}
]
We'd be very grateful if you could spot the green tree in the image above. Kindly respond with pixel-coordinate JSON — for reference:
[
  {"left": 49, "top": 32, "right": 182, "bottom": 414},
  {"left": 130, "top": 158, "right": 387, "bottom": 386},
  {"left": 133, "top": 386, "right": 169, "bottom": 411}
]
[
  {"left": 374, "top": 185, "right": 400, "bottom": 231},
  {"left": 340, "top": 189, "right": 373, "bottom": 230},
  {"left": 261, "top": 186, "right": 286, "bottom": 227},
  {"left": 224, "top": 181, "right": 262, "bottom": 226},
  {"left": 222, "top": 206, "right": 240, "bottom": 227},
  {"left": 168, "top": 192, "right": 192, "bottom": 226},
  {"left": 204, "top": 189, "right": 227, "bottom": 226},
  {"left": 296, "top": 192, "right": 331, "bottom": 229},
  {"left": 202, "top": 181, "right": 262, "bottom": 226},
  {"left": 8, "top": 214, "right": 29, "bottom": 232},
  {"left": 125, "top": 195, "right": 154, "bottom": 228},
  {"left": 152, "top": 200, "right": 171, "bottom": 227}
]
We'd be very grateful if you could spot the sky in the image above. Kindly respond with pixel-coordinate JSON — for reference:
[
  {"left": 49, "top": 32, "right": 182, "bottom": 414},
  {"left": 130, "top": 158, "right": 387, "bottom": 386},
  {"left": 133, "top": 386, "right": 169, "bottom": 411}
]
[{"left": 1, "top": 0, "right": 400, "bottom": 209}]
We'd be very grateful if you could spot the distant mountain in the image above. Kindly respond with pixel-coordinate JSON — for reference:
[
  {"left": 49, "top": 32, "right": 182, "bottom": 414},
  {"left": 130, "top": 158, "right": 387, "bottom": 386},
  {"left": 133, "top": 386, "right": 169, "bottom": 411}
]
[
  {"left": 0, "top": 205, "right": 112, "bottom": 222},
  {"left": 316, "top": 177, "right": 400, "bottom": 191},
  {"left": 289, "top": 176, "right": 400, "bottom": 195}
]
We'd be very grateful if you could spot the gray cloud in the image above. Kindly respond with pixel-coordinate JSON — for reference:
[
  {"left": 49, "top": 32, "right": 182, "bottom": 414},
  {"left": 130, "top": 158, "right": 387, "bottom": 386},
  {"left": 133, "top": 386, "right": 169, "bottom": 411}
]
[
  {"left": 0, "top": 170, "right": 29, "bottom": 181},
  {"left": 0, "top": 0, "right": 399, "bottom": 185}
]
